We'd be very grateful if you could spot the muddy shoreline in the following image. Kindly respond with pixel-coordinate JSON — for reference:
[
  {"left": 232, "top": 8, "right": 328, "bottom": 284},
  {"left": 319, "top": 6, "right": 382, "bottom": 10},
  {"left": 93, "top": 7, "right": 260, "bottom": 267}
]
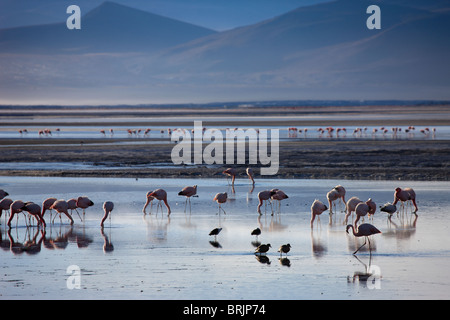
[{"left": 1, "top": 139, "right": 449, "bottom": 181}]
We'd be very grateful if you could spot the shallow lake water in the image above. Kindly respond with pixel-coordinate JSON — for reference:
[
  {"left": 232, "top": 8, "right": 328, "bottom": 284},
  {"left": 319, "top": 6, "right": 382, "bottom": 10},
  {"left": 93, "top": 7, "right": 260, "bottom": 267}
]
[{"left": 1, "top": 176, "right": 449, "bottom": 300}]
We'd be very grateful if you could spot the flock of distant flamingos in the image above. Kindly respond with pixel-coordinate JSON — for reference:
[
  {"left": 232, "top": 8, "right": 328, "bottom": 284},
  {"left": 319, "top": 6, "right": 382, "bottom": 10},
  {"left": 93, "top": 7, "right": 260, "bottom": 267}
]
[
  {"left": 0, "top": 167, "right": 418, "bottom": 255},
  {"left": 15, "top": 125, "right": 437, "bottom": 139}
]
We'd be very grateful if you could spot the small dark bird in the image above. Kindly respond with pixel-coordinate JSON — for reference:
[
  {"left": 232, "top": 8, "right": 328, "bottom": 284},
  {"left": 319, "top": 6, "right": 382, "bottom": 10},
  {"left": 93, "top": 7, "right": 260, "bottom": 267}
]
[
  {"left": 251, "top": 227, "right": 261, "bottom": 239},
  {"left": 255, "top": 243, "right": 271, "bottom": 255},
  {"left": 209, "top": 227, "right": 222, "bottom": 240},
  {"left": 278, "top": 244, "right": 291, "bottom": 257},
  {"left": 380, "top": 202, "right": 397, "bottom": 216}
]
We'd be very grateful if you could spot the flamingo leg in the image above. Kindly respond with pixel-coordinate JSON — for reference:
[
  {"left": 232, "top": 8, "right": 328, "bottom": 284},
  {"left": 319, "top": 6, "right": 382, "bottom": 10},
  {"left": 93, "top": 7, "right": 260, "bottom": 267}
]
[{"left": 354, "top": 238, "right": 367, "bottom": 254}]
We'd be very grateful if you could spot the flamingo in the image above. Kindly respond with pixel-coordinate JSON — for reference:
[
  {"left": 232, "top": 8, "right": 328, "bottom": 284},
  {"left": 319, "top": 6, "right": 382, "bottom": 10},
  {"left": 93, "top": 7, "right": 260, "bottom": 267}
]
[
  {"left": 142, "top": 191, "right": 155, "bottom": 214},
  {"left": 21, "top": 202, "right": 46, "bottom": 228},
  {"left": 346, "top": 223, "right": 381, "bottom": 254},
  {"left": 213, "top": 192, "right": 227, "bottom": 215},
  {"left": 41, "top": 197, "right": 57, "bottom": 218},
  {"left": 270, "top": 189, "right": 288, "bottom": 215},
  {"left": 50, "top": 200, "right": 74, "bottom": 225},
  {"left": 178, "top": 185, "right": 197, "bottom": 212},
  {"left": 76, "top": 196, "right": 94, "bottom": 220},
  {"left": 67, "top": 198, "right": 83, "bottom": 221},
  {"left": 334, "top": 185, "right": 346, "bottom": 208},
  {"left": 257, "top": 190, "right": 276, "bottom": 215},
  {"left": 326, "top": 189, "right": 340, "bottom": 214},
  {"left": 393, "top": 187, "right": 418, "bottom": 213},
  {"left": 223, "top": 168, "right": 237, "bottom": 185},
  {"left": 255, "top": 243, "right": 271, "bottom": 255},
  {"left": 7, "top": 200, "right": 25, "bottom": 228},
  {"left": 246, "top": 168, "right": 255, "bottom": 185},
  {"left": 101, "top": 201, "right": 114, "bottom": 227},
  {"left": 310, "top": 199, "right": 328, "bottom": 228},
  {"left": 344, "top": 196, "right": 362, "bottom": 224},
  {"left": 0, "top": 189, "right": 8, "bottom": 200},
  {"left": 354, "top": 198, "right": 376, "bottom": 226},
  {"left": 148, "top": 189, "right": 171, "bottom": 215},
  {"left": 0, "top": 198, "right": 13, "bottom": 218},
  {"left": 278, "top": 244, "right": 291, "bottom": 257}
]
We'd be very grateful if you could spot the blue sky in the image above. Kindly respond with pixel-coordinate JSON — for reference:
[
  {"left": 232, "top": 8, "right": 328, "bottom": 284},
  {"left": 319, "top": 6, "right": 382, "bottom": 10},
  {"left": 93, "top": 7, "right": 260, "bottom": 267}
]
[{"left": 0, "top": 0, "right": 331, "bottom": 30}]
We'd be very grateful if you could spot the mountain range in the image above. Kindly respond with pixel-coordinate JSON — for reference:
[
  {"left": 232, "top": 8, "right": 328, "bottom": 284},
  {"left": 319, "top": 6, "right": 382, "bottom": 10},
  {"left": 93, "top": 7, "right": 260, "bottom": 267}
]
[{"left": 0, "top": 0, "right": 449, "bottom": 104}]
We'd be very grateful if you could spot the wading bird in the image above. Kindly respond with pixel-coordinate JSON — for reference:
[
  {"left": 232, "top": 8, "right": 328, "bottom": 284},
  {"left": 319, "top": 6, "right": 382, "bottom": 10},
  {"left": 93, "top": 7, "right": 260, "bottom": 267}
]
[
  {"left": 255, "top": 243, "right": 271, "bottom": 255},
  {"left": 7, "top": 200, "right": 25, "bottom": 228},
  {"left": 344, "top": 196, "right": 362, "bottom": 224},
  {"left": 380, "top": 202, "right": 397, "bottom": 217},
  {"left": 49, "top": 200, "right": 74, "bottom": 225},
  {"left": 346, "top": 223, "right": 381, "bottom": 254},
  {"left": 142, "top": 191, "right": 155, "bottom": 214},
  {"left": 209, "top": 227, "right": 222, "bottom": 241},
  {"left": 270, "top": 189, "right": 288, "bottom": 215},
  {"left": 178, "top": 185, "right": 197, "bottom": 212},
  {"left": 278, "top": 244, "right": 291, "bottom": 257},
  {"left": 21, "top": 202, "right": 46, "bottom": 228},
  {"left": 76, "top": 196, "right": 94, "bottom": 220},
  {"left": 101, "top": 201, "right": 114, "bottom": 227},
  {"left": 0, "top": 198, "right": 13, "bottom": 219},
  {"left": 223, "top": 168, "right": 237, "bottom": 186},
  {"left": 246, "top": 168, "right": 255, "bottom": 185},
  {"left": 41, "top": 197, "right": 57, "bottom": 219},
  {"left": 257, "top": 190, "right": 276, "bottom": 215},
  {"left": 251, "top": 227, "right": 261, "bottom": 240},
  {"left": 393, "top": 187, "right": 418, "bottom": 213},
  {"left": 310, "top": 199, "right": 328, "bottom": 228},
  {"left": 148, "top": 189, "right": 171, "bottom": 215},
  {"left": 213, "top": 192, "right": 227, "bottom": 215},
  {"left": 354, "top": 199, "right": 376, "bottom": 226}
]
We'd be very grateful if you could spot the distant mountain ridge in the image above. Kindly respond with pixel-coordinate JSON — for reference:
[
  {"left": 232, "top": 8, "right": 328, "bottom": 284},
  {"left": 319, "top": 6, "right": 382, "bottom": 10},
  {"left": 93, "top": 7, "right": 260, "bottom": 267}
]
[
  {"left": 0, "top": 0, "right": 449, "bottom": 103},
  {"left": 0, "top": 1, "right": 216, "bottom": 54}
]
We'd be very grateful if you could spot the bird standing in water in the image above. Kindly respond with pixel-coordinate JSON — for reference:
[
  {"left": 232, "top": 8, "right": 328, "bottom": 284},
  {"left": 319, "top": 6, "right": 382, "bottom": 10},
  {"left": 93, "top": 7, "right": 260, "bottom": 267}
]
[
  {"left": 346, "top": 223, "right": 381, "bottom": 254},
  {"left": 101, "top": 201, "right": 114, "bottom": 227},
  {"left": 278, "top": 244, "right": 291, "bottom": 257},
  {"left": 209, "top": 227, "right": 222, "bottom": 241}
]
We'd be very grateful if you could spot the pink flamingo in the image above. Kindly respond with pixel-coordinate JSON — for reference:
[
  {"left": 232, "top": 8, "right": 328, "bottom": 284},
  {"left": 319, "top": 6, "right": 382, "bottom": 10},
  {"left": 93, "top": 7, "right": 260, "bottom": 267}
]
[
  {"left": 50, "top": 200, "right": 74, "bottom": 225},
  {"left": 223, "top": 168, "right": 237, "bottom": 185},
  {"left": 346, "top": 223, "right": 381, "bottom": 254},
  {"left": 178, "top": 185, "right": 198, "bottom": 211},
  {"left": 7, "top": 200, "right": 25, "bottom": 228},
  {"left": 246, "top": 168, "right": 255, "bottom": 185},
  {"left": 326, "top": 189, "right": 340, "bottom": 214},
  {"left": 393, "top": 187, "right": 418, "bottom": 213},
  {"left": 101, "top": 201, "right": 114, "bottom": 227},
  {"left": 257, "top": 190, "right": 276, "bottom": 215},
  {"left": 334, "top": 185, "right": 346, "bottom": 207},
  {"left": 270, "top": 189, "right": 288, "bottom": 215},
  {"left": 213, "top": 192, "right": 227, "bottom": 215},
  {"left": 344, "top": 196, "right": 362, "bottom": 224},
  {"left": 41, "top": 197, "right": 57, "bottom": 218},
  {"left": 354, "top": 198, "right": 376, "bottom": 226},
  {"left": 21, "top": 202, "right": 46, "bottom": 227},
  {"left": 0, "top": 189, "right": 8, "bottom": 199},
  {"left": 67, "top": 198, "right": 83, "bottom": 221},
  {"left": 148, "top": 189, "right": 171, "bottom": 215},
  {"left": 310, "top": 199, "right": 328, "bottom": 228},
  {"left": 76, "top": 196, "right": 94, "bottom": 220},
  {"left": 0, "top": 198, "right": 13, "bottom": 219},
  {"left": 142, "top": 191, "right": 155, "bottom": 214}
]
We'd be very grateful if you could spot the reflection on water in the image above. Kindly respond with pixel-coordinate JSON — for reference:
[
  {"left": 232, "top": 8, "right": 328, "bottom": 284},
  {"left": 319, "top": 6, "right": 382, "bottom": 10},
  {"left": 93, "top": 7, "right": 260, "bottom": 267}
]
[
  {"left": 0, "top": 224, "right": 94, "bottom": 255},
  {"left": 1, "top": 176, "right": 450, "bottom": 299}
]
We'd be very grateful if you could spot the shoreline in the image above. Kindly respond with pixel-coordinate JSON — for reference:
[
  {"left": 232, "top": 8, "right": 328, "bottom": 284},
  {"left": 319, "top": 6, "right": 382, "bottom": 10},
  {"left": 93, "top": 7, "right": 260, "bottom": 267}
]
[{"left": 1, "top": 139, "right": 448, "bottom": 181}]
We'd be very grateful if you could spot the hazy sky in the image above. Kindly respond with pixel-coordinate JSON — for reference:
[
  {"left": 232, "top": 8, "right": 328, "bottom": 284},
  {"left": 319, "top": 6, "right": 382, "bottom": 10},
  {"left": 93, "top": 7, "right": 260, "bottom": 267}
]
[{"left": 0, "top": 0, "right": 331, "bottom": 30}]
